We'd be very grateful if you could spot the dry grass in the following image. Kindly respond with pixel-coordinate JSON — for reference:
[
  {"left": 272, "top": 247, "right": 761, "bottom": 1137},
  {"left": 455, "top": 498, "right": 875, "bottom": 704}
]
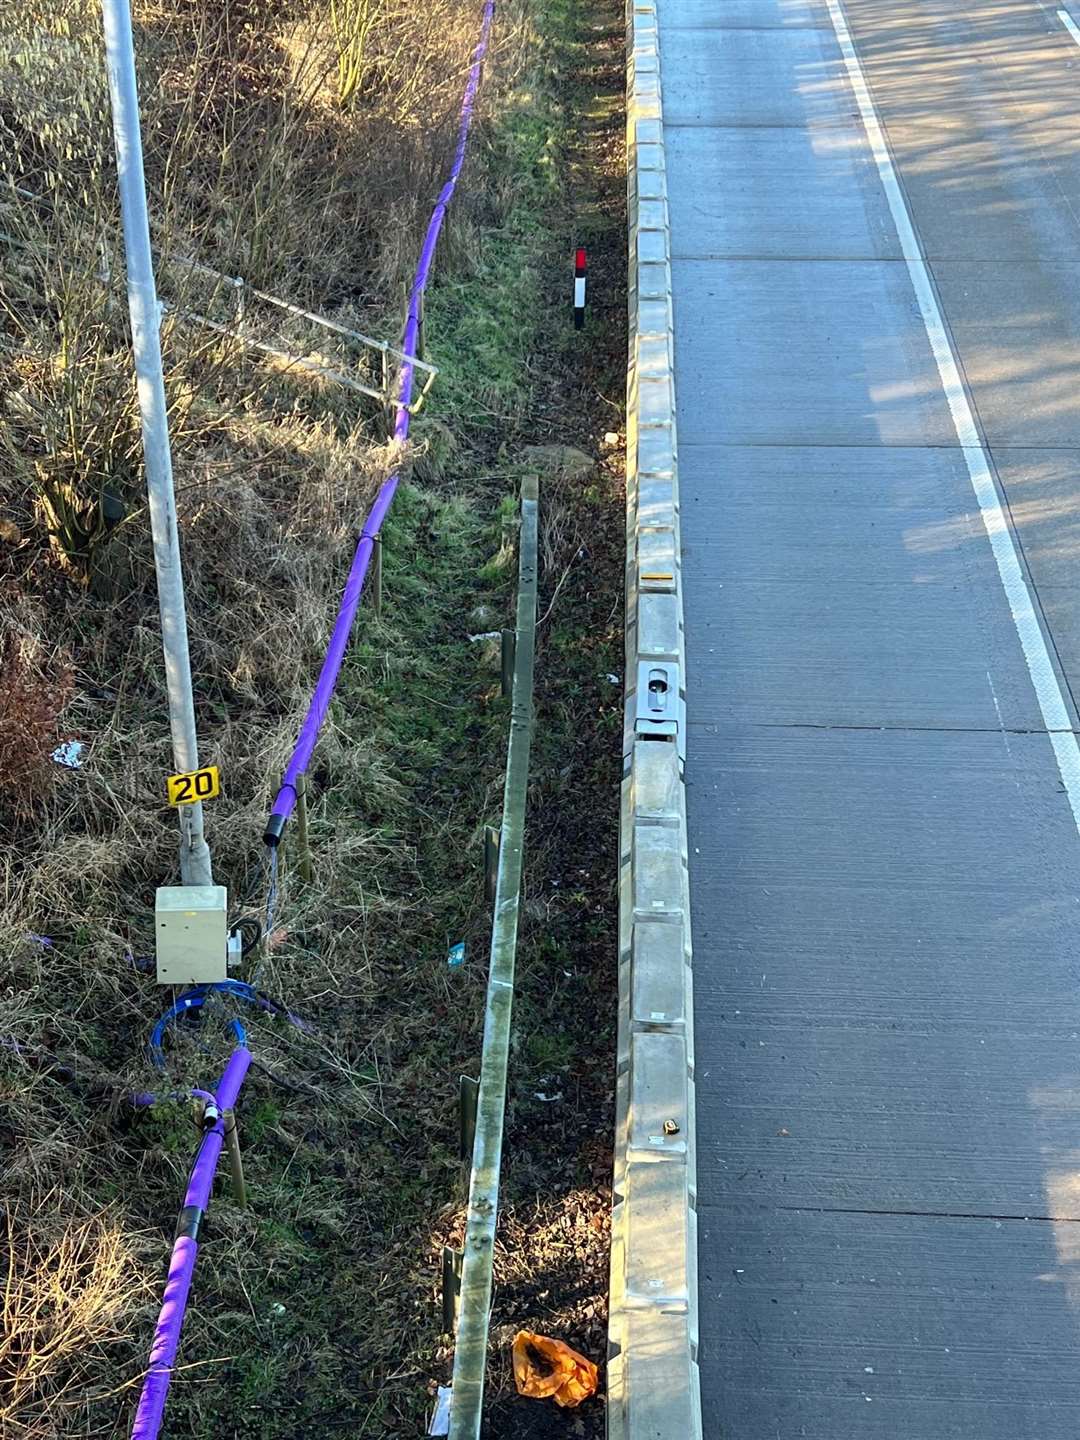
[
  {"left": 0, "top": 0, "right": 491, "bottom": 597},
  {"left": 1, "top": 1200, "right": 154, "bottom": 1439},
  {"left": 0, "top": 0, "right": 500, "bottom": 948}
]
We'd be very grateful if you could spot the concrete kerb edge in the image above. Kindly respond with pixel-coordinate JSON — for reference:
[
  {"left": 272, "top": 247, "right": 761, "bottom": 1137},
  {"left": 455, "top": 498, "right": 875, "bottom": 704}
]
[{"left": 608, "top": 0, "right": 701, "bottom": 1435}]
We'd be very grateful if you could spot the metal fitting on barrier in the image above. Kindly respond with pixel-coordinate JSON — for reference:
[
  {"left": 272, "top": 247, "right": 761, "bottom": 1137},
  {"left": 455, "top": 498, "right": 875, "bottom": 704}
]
[{"left": 635, "top": 661, "right": 679, "bottom": 739}]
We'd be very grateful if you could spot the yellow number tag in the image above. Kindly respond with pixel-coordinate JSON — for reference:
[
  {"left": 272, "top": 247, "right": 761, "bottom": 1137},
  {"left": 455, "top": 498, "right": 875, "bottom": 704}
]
[{"left": 166, "top": 765, "right": 221, "bottom": 807}]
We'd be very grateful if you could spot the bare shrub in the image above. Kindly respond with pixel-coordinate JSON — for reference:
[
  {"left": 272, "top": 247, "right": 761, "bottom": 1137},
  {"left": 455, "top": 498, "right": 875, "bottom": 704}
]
[{"left": 0, "top": 637, "right": 72, "bottom": 822}]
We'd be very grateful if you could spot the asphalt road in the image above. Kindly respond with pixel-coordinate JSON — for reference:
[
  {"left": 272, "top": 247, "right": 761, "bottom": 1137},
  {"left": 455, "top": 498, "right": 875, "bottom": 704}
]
[{"left": 661, "top": 0, "right": 1080, "bottom": 1433}]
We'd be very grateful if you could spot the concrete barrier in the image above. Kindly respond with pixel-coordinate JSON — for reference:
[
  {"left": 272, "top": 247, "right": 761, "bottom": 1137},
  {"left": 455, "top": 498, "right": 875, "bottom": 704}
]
[{"left": 607, "top": 1, "right": 701, "bottom": 1435}]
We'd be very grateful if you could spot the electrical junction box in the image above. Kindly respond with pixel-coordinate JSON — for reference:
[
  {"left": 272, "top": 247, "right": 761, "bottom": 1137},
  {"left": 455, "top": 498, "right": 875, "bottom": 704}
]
[{"left": 155, "top": 885, "right": 228, "bottom": 985}]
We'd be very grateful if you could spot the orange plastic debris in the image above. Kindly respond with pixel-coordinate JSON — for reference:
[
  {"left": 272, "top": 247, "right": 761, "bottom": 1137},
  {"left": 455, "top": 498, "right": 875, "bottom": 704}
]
[{"left": 511, "top": 1329, "right": 599, "bottom": 1408}]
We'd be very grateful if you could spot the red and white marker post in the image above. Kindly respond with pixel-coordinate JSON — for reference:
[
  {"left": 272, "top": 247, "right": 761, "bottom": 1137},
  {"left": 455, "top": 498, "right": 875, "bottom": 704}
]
[{"left": 574, "top": 247, "right": 586, "bottom": 329}]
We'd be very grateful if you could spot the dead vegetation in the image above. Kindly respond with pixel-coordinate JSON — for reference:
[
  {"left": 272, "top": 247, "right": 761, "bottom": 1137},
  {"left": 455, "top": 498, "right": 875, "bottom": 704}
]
[
  {"left": 0, "top": 637, "right": 72, "bottom": 821},
  {"left": 1, "top": 1201, "right": 154, "bottom": 1440}
]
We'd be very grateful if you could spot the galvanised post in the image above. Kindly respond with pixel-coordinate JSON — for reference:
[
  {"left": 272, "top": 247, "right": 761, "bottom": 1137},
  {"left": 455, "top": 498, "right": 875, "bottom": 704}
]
[{"left": 101, "top": 0, "right": 211, "bottom": 885}]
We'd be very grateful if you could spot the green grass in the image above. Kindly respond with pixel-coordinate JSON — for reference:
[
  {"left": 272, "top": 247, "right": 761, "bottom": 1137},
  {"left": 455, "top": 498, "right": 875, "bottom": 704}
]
[
  {"left": 525, "top": 1028, "right": 576, "bottom": 1072},
  {"left": 244, "top": 1097, "right": 284, "bottom": 1144},
  {"left": 419, "top": 37, "right": 566, "bottom": 432}
]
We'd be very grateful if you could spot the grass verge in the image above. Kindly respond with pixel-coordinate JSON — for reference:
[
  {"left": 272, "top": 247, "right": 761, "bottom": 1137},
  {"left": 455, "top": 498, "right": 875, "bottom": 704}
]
[{"left": 0, "top": 0, "right": 625, "bottom": 1431}]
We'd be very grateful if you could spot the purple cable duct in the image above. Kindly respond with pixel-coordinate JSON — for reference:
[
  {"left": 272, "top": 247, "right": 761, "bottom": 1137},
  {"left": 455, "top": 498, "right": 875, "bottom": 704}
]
[
  {"left": 130, "top": 1045, "right": 251, "bottom": 1440},
  {"left": 265, "top": 0, "right": 496, "bottom": 843}
]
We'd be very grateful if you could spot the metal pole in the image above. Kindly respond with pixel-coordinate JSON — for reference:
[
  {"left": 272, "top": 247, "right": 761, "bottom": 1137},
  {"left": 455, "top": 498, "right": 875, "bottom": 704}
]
[
  {"left": 101, "top": 0, "right": 211, "bottom": 886},
  {"left": 500, "top": 628, "right": 515, "bottom": 697},
  {"left": 442, "top": 1245, "right": 463, "bottom": 1334},
  {"left": 294, "top": 773, "right": 314, "bottom": 883},
  {"left": 459, "top": 1075, "right": 479, "bottom": 1163},
  {"left": 372, "top": 535, "right": 383, "bottom": 618},
  {"left": 483, "top": 826, "right": 500, "bottom": 905},
  {"left": 223, "top": 1111, "right": 247, "bottom": 1207},
  {"left": 449, "top": 477, "right": 539, "bottom": 1440}
]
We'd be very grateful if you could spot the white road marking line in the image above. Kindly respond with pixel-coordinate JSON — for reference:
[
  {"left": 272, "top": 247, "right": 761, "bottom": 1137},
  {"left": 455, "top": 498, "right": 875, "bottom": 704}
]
[
  {"left": 1058, "top": 8, "right": 1080, "bottom": 46},
  {"left": 825, "top": 0, "right": 1080, "bottom": 832}
]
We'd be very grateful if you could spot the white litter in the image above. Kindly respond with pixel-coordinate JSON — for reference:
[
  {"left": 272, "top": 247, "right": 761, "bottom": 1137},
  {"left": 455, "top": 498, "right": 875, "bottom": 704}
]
[
  {"left": 52, "top": 740, "right": 83, "bottom": 768},
  {"left": 428, "top": 1385, "right": 452, "bottom": 1436}
]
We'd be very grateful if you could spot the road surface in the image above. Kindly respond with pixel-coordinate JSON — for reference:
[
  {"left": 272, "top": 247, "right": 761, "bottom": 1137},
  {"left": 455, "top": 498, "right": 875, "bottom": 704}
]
[{"left": 663, "top": 0, "right": 1080, "bottom": 1432}]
